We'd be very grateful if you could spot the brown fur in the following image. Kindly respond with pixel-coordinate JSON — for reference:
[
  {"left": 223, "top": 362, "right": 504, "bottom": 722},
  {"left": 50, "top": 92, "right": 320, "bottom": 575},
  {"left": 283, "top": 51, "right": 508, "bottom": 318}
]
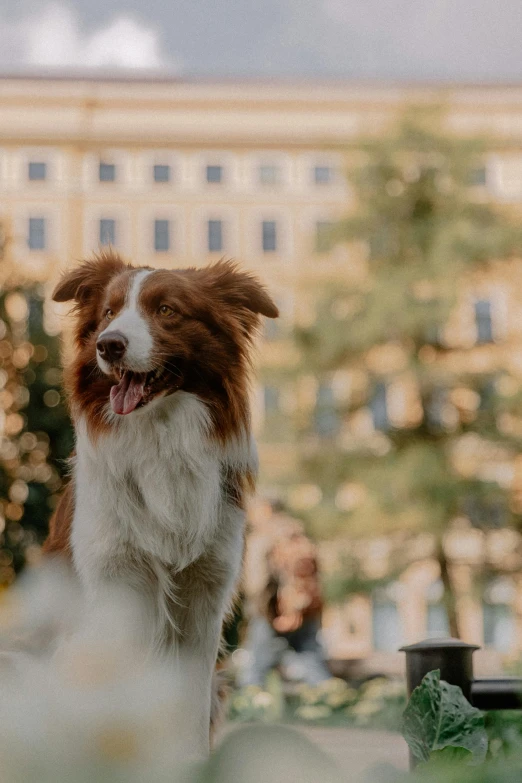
[
  {"left": 43, "top": 482, "right": 74, "bottom": 560},
  {"left": 43, "top": 252, "right": 277, "bottom": 749},
  {"left": 45, "top": 250, "right": 276, "bottom": 564},
  {"left": 51, "top": 252, "right": 277, "bottom": 444}
]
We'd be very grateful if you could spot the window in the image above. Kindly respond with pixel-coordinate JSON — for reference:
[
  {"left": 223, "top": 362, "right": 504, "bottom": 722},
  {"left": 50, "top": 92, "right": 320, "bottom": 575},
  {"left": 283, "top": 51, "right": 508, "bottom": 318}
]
[
  {"left": 28, "top": 218, "right": 45, "bottom": 250},
  {"left": 426, "top": 387, "right": 447, "bottom": 430},
  {"left": 370, "top": 382, "right": 389, "bottom": 430},
  {"left": 154, "top": 219, "right": 170, "bottom": 252},
  {"left": 154, "top": 164, "right": 170, "bottom": 183},
  {"left": 259, "top": 164, "right": 280, "bottom": 186},
  {"left": 99, "top": 219, "right": 116, "bottom": 246},
  {"left": 314, "top": 384, "right": 339, "bottom": 437},
  {"left": 475, "top": 300, "right": 493, "bottom": 344},
  {"left": 315, "top": 220, "right": 334, "bottom": 253},
  {"left": 469, "top": 166, "right": 487, "bottom": 187},
  {"left": 425, "top": 581, "right": 449, "bottom": 638},
  {"left": 28, "top": 162, "right": 46, "bottom": 181},
  {"left": 264, "top": 386, "right": 280, "bottom": 414},
  {"left": 314, "top": 165, "right": 333, "bottom": 185},
  {"left": 427, "top": 604, "right": 450, "bottom": 638},
  {"left": 206, "top": 165, "right": 223, "bottom": 184},
  {"left": 208, "top": 220, "right": 223, "bottom": 252},
  {"left": 99, "top": 162, "right": 116, "bottom": 182},
  {"left": 262, "top": 220, "right": 277, "bottom": 253},
  {"left": 483, "top": 603, "right": 514, "bottom": 652},
  {"left": 372, "top": 595, "right": 402, "bottom": 652}
]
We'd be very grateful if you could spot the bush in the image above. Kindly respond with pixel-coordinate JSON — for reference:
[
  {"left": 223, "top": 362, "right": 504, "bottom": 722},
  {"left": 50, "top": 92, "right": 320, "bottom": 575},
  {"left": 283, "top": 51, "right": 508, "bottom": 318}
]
[{"left": 229, "top": 674, "right": 406, "bottom": 729}]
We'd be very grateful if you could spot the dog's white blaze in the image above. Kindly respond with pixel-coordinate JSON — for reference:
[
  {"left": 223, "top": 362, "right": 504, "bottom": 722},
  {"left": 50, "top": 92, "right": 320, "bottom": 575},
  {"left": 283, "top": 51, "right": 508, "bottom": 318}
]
[{"left": 97, "top": 269, "right": 153, "bottom": 372}]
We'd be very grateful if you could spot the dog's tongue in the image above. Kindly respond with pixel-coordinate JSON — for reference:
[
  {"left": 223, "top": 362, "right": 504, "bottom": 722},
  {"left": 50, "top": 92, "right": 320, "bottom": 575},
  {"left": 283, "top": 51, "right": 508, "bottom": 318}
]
[{"left": 110, "top": 371, "right": 145, "bottom": 415}]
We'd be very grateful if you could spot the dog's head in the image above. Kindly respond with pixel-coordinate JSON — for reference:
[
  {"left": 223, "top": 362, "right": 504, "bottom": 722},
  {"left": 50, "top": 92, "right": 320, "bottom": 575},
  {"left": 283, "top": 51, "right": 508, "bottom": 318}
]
[{"left": 53, "top": 251, "right": 278, "bottom": 429}]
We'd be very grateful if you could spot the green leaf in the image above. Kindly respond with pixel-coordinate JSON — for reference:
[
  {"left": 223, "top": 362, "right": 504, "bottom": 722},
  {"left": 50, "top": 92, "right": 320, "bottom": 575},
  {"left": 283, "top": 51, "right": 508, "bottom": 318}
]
[
  {"left": 402, "top": 669, "right": 488, "bottom": 765},
  {"left": 429, "top": 746, "right": 473, "bottom": 764}
]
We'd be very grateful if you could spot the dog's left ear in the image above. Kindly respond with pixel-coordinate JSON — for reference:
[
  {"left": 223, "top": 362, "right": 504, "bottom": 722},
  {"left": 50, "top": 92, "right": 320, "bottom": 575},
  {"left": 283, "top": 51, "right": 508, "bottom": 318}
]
[
  {"left": 206, "top": 261, "right": 279, "bottom": 320},
  {"left": 52, "top": 252, "right": 128, "bottom": 304}
]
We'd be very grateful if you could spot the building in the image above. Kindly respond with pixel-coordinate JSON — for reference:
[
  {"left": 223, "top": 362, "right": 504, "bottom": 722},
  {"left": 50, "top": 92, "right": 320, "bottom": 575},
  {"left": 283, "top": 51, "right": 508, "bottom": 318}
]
[{"left": 4, "top": 74, "right": 522, "bottom": 669}]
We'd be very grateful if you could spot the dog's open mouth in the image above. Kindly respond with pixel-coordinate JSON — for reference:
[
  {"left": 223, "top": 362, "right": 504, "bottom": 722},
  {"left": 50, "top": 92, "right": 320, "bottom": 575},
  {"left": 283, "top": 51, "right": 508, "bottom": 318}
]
[{"left": 109, "top": 369, "right": 162, "bottom": 416}]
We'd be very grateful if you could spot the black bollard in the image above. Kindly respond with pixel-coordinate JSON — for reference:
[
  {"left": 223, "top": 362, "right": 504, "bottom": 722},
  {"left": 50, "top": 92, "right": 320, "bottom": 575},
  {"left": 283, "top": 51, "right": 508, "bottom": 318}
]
[
  {"left": 400, "top": 638, "right": 478, "bottom": 702},
  {"left": 401, "top": 638, "right": 522, "bottom": 769},
  {"left": 400, "top": 638, "right": 479, "bottom": 770}
]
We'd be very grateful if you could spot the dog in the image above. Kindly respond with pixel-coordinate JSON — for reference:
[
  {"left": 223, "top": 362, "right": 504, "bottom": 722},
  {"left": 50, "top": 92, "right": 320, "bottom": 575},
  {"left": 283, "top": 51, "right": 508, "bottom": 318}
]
[{"left": 43, "top": 250, "right": 278, "bottom": 758}]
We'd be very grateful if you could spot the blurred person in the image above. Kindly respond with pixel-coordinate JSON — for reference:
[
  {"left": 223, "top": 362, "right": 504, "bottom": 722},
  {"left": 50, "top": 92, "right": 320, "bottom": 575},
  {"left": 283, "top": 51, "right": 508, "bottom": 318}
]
[{"left": 240, "top": 499, "right": 330, "bottom": 687}]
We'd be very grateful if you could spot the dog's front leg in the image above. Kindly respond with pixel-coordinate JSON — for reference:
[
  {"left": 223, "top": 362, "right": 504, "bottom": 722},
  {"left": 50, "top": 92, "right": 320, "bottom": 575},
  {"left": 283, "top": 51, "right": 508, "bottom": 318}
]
[{"left": 175, "top": 614, "right": 223, "bottom": 760}]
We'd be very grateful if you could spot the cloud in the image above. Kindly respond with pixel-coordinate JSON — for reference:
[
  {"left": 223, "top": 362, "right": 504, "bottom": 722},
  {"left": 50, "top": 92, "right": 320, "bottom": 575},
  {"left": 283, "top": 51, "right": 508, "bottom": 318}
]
[
  {"left": 0, "top": 3, "right": 173, "bottom": 71},
  {"left": 260, "top": 0, "right": 522, "bottom": 81},
  {"left": 1, "top": 0, "right": 522, "bottom": 80}
]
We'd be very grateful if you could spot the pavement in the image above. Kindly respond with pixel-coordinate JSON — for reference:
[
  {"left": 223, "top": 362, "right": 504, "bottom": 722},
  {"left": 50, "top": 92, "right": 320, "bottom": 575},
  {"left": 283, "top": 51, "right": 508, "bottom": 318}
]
[
  {"left": 218, "top": 723, "right": 409, "bottom": 780},
  {"left": 297, "top": 725, "right": 409, "bottom": 778}
]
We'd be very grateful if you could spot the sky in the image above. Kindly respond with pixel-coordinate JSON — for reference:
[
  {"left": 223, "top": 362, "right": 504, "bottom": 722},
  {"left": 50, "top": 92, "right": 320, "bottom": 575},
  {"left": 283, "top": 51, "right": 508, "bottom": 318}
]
[{"left": 0, "top": 1, "right": 522, "bottom": 81}]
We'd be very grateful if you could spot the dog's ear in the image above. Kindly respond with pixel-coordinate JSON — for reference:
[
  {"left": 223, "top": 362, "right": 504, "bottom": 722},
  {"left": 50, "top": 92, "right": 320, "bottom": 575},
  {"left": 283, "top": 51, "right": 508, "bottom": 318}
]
[
  {"left": 205, "top": 260, "right": 279, "bottom": 320},
  {"left": 52, "top": 252, "right": 128, "bottom": 304}
]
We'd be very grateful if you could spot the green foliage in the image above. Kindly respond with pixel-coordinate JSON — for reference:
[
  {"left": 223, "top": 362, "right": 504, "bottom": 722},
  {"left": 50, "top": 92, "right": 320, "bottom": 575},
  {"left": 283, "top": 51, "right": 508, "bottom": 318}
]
[
  {"left": 0, "top": 286, "right": 73, "bottom": 580},
  {"left": 394, "top": 671, "right": 522, "bottom": 782},
  {"left": 323, "top": 552, "right": 404, "bottom": 602},
  {"left": 402, "top": 670, "right": 487, "bottom": 766},
  {"left": 228, "top": 675, "right": 285, "bottom": 723},
  {"left": 229, "top": 675, "right": 406, "bottom": 730},
  {"left": 278, "top": 110, "right": 522, "bottom": 625}
]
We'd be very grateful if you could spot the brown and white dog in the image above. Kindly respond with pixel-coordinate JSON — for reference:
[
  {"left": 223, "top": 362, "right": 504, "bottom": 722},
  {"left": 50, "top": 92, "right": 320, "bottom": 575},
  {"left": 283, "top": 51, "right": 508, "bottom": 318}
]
[{"left": 43, "top": 250, "right": 278, "bottom": 757}]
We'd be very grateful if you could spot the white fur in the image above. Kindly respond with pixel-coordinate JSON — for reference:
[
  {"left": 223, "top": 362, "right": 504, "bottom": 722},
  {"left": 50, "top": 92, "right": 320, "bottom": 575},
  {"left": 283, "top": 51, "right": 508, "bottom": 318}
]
[
  {"left": 74, "top": 393, "right": 221, "bottom": 577},
  {"left": 72, "top": 393, "right": 253, "bottom": 632},
  {"left": 71, "top": 390, "right": 254, "bottom": 757},
  {"left": 97, "top": 270, "right": 153, "bottom": 372}
]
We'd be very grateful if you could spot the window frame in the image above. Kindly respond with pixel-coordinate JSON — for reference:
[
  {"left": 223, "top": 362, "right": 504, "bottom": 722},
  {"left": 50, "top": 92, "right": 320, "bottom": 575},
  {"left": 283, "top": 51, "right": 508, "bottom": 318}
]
[
  {"left": 27, "top": 217, "right": 46, "bottom": 251},
  {"left": 483, "top": 602, "right": 514, "bottom": 652},
  {"left": 259, "top": 163, "right": 281, "bottom": 187},
  {"left": 262, "top": 220, "right": 278, "bottom": 253},
  {"left": 313, "top": 164, "right": 334, "bottom": 186},
  {"left": 474, "top": 299, "right": 494, "bottom": 344},
  {"left": 207, "top": 219, "right": 224, "bottom": 253},
  {"left": 28, "top": 161, "right": 47, "bottom": 182},
  {"left": 194, "top": 207, "right": 238, "bottom": 257},
  {"left": 371, "top": 595, "right": 403, "bottom": 652},
  {"left": 153, "top": 164, "right": 171, "bottom": 184},
  {"left": 99, "top": 161, "right": 117, "bottom": 183},
  {"left": 370, "top": 381, "right": 390, "bottom": 431},
  {"left": 19, "top": 148, "right": 62, "bottom": 189},
  {"left": 154, "top": 218, "right": 170, "bottom": 252},
  {"left": 263, "top": 385, "right": 280, "bottom": 415},
  {"left": 99, "top": 218, "right": 116, "bottom": 247},
  {"left": 206, "top": 164, "right": 224, "bottom": 185}
]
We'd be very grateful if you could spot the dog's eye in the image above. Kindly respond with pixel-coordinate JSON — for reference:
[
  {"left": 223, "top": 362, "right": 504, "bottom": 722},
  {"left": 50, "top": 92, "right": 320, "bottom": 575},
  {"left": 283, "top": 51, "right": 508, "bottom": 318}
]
[
  {"left": 105, "top": 309, "right": 114, "bottom": 320},
  {"left": 158, "top": 305, "right": 175, "bottom": 317}
]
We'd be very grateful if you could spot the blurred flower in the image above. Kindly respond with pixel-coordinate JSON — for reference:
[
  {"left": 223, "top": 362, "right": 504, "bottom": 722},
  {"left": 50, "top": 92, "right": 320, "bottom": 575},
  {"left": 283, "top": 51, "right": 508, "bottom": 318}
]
[
  {"left": 295, "top": 704, "right": 333, "bottom": 721},
  {"left": 253, "top": 691, "right": 274, "bottom": 708}
]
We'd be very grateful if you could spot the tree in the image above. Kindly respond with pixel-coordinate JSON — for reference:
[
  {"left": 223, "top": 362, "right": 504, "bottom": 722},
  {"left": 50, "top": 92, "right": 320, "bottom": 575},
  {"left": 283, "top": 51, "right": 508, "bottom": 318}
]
[
  {"left": 290, "top": 109, "right": 522, "bottom": 637},
  {"left": 0, "top": 270, "right": 73, "bottom": 585}
]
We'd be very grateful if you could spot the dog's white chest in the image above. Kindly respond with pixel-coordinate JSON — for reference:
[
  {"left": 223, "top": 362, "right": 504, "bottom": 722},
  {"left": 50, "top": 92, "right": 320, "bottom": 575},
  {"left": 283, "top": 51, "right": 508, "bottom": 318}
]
[{"left": 72, "top": 393, "right": 224, "bottom": 581}]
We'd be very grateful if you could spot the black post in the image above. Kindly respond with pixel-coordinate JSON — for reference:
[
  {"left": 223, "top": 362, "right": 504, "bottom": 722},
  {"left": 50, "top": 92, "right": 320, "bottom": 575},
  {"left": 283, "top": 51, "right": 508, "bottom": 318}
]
[
  {"left": 400, "top": 638, "right": 479, "bottom": 702},
  {"left": 400, "top": 639, "right": 479, "bottom": 770}
]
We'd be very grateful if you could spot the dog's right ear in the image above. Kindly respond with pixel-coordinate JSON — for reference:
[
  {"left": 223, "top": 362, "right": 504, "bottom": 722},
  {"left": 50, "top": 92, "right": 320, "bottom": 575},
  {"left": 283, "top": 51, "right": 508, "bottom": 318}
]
[{"left": 52, "top": 252, "right": 128, "bottom": 304}]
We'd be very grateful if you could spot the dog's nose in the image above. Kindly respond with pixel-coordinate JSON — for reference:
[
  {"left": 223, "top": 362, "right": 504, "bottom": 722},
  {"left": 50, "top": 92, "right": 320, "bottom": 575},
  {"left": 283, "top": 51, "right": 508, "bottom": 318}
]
[{"left": 97, "top": 331, "right": 128, "bottom": 363}]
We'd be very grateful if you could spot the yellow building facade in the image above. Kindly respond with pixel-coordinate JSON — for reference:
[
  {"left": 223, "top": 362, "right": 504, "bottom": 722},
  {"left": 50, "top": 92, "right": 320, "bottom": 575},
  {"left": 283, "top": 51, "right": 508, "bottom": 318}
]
[{"left": 4, "top": 75, "right": 522, "bottom": 670}]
